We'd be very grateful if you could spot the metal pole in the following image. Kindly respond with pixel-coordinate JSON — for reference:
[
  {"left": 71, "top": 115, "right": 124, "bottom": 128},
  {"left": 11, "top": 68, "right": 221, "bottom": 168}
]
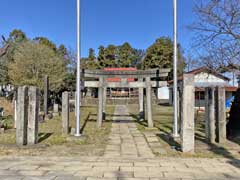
[
  {"left": 173, "top": 0, "right": 179, "bottom": 137},
  {"left": 75, "top": 0, "right": 81, "bottom": 136}
]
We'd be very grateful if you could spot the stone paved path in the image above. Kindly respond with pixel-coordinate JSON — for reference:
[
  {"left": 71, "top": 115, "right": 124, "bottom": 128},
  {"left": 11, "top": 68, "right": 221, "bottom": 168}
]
[
  {"left": 0, "top": 105, "right": 240, "bottom": 179},
  {"left": 0, "top": 156, "right": 240, "bottom": 180},
  {"left": 104, "top": 105, "right": 154, "bottom": 158}
]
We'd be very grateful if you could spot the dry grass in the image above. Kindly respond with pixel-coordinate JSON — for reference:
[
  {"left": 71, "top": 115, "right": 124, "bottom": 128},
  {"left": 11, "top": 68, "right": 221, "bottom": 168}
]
[{"left": 0, "top": 105, "right": 115, "bottom": 156}]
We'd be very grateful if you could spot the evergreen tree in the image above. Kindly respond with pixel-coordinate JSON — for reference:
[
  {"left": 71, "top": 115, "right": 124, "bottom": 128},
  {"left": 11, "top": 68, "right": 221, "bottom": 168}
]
[
  {"left": 117, "top": 42, "right": 136, "bottom": 67},
  {"left": 86, "top": 48, "right": 99, "bottom": 69},
  {"left": 88, "top": 48, "right": 95, "bottom": 61},
  {"left": 104, "top": 45, "right": 116, "bottom": 67},
  {"left": 98, "top": 46, "right": 105, "bottom": 68},
  {"left": 143, "top": 37, "right": 185, "bottom": 78}
]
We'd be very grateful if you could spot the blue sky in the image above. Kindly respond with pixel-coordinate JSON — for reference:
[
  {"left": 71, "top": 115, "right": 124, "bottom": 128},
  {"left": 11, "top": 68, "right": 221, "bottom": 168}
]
[{"left": 1, "top": 0, "right": 196, "bottom": 57}]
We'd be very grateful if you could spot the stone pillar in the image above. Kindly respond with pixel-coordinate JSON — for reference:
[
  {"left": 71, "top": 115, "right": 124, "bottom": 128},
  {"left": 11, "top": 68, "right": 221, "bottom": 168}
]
[
  {"left": 178, "top": 88, "right": 182, "bottom": 134},
  {"left": 138, "top": 78, "right": 144, "bottom": 121},
  {"left": 44, "top": 75, "right": 49, "bottom": 116},
  {"left": 177, "top": 90, "right": 180, "bottom": 121},
  {"left": 181, "top": 74, "right": 195, "bottom": 153},
  {"left": 169, "top": 88, "right": 173, "bottom": 105},
  {"left": 75, "top": 91, "right": 77, "bottom": 117},
  {"left": 215, "top": 87, "right": 226, "bottom": 143},
  {"left": 27, "top": 86, "right": 39, "bottom": 145},
  {"left": 62, "top": 92, "right": 69, "bottom": 134},
  {"left": 205, "top": 88, "right": 210, "bottom": 139},
  {"left": 146, "top": 77, "right": 153, "bottom": 128},
  {"left": 97, "top": 77, "right": 104, "bottom": 128},
  {"left": 205, "top": 87, "right": 216, "bottom": 143},
  {"left": 53, "top": 103, "right": 59, "bottom": 116},
  {"left": 13, "top": 91, "right": 17, "bottom": 129},
  {"left": 103, "top": 85, "right": 107, "bottom": 120},
  {"left": 16, "top": 86, "right": 28, "bottom": 146}
]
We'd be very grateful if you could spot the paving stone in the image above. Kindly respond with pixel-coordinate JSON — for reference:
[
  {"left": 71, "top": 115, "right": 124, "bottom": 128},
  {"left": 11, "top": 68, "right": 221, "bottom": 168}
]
[
  {"left": 45, "top": 170, "right": 75, "bottom": 177},
  {"left": 0, "top": 176, "right": 25, "bottom": 180},
  {"left": 63, "top": 166, "right": 93, "bottom": 171},
  {"left": 0, "top": 170, "right": 18, "bottom": 176},
  {"left": 146, "top": 137, "right": 159, "bottom": 143},
  {"left": 153, "top": 149, "right": 167, "bottom": 155},
  {"left": 87, "top": 178, "right": 117, "bottom": 180},
  {"left": 22, "top": 176, "right": 56, "bottom": 180},
  {"left": 38, "top": 165, "right": 65, "bottom": 171},
  {"left": 134, "top": 171, "right": 164, "bottom": 178},
  {"left": 92, "top": 166, "right": 119, "bottom": 171},
  {"left": 134, "top": 162, "right": 159, "bottom": 167},
  {"left": 18, "top": 170, "right": 47, "bottom": 176},
  {"left": 119, "top": 178, "right": 149, "bottom": 180},
  {"left": 10, "top": 165, "right": 39, "bottom": 171},
  {"left": 120, "top": 166, "right": 147, "bottom": 172},
  {"left": 150, "top": 178, "right": 181, "bottom": 180},
  {"left": 104, "top": 171, "right": 133, "bottom": 178},
  {"left": 74, "top": 171, "right": 103, "bottom": 178},
  {"left": 163, "top": 172, "right": 196, "bottom": 179},
  {"left": 55, "top": 176, "right": 86, "bottom": 180}
]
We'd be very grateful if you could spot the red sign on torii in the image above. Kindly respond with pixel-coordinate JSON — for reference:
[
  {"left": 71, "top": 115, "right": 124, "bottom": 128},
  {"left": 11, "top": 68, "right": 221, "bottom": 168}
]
[{"left": 104, "top": 68, "right": 136, "bottom": 82}]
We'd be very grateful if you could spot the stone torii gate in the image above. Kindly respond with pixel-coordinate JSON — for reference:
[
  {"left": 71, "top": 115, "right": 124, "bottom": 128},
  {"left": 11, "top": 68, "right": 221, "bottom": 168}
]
[{"left": 81, "top": 68, "right": 171, "bottom": 128}]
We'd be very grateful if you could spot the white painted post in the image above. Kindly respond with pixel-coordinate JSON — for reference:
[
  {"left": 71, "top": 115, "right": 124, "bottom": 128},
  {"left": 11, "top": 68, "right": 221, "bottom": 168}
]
[
  {"left": 75, "top": 0, "right": 81, "bottom": 137},
  {"left": 173, "top": 0, "right": 179, "bottom": 137}
]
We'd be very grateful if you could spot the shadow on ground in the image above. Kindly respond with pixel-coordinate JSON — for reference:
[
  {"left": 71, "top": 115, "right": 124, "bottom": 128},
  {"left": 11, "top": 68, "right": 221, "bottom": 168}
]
[{"left": 38, "top": 133, "right": 53, "bottom": 143}]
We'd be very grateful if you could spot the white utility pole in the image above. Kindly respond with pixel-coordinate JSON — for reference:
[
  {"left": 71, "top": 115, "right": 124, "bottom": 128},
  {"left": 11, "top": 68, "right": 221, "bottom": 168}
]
[
  {"left": 173, "top": 0, "right": 179, "bottom": 137},
  {"left": 75, "top": 0, "right": 81, "bottom": 137}
]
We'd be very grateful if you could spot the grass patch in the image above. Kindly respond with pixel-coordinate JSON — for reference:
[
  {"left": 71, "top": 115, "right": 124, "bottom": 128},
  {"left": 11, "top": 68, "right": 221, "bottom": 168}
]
[{"left": 0, "top": 105, "right": 115, "bottom": 156}]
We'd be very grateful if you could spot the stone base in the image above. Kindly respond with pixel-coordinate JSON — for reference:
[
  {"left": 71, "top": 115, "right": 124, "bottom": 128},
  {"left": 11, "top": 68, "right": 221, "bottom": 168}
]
[
  {"left": 0, "top": 128, "right": 4, "bottom": 134},
  {"left": 171, "top": 133, "right": 181, "bottom": 141},
  {"left": 70, "top": 128, "right": 75, "bottom": 135},
  {"left": 52, "top": 112, "right": 60, "bottom": 117}
]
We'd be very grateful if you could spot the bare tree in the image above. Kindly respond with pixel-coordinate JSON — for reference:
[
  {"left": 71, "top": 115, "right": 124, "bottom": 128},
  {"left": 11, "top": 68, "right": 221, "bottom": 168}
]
[
  {"left": 0, "top": 36, "right": 9, "bottom": 57},
  {"left": 185, "top": 53, "right": 201, "bottom": 71},
  {"left": 190, "top": 0, "right": 240, "bottom": 72}
]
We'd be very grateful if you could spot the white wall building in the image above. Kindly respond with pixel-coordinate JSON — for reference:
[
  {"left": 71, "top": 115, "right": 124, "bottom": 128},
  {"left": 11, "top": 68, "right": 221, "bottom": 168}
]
[{"left": 167, "top": 67, "right": 237, "bottom": 108}]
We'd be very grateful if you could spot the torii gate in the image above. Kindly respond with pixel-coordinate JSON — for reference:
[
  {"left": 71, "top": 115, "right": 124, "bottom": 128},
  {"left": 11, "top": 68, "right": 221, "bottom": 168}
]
[
  {"left": 81, "top": 68, "right": 171, "bottom": 128},
  {"left": 75, "top": 0, "right": 179, "bottom": 137}
]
